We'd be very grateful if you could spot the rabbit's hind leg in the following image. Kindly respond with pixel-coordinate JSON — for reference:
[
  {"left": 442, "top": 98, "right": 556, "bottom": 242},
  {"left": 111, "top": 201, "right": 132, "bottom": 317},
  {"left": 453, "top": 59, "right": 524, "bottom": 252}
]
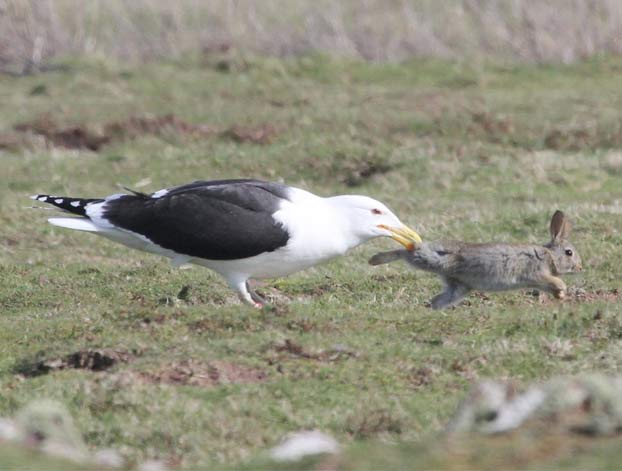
[
  {"left": 430, "top": 278, "right": 471, "bottom": 309},
  {"left": 540, "top": 274, "right": 567, "bottom": 299}
]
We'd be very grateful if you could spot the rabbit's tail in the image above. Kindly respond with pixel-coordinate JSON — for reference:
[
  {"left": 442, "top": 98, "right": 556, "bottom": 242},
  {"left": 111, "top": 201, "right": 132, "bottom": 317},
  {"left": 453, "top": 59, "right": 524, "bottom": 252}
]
[{"left": 368, "top": 250, "right": 406, "bottom": 265}]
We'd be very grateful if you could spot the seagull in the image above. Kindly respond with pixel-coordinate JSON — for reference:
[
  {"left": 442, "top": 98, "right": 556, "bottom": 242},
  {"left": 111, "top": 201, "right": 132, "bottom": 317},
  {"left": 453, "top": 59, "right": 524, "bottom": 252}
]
[{"left": 31, "top": 179, "right": 421, "bottom": 307}]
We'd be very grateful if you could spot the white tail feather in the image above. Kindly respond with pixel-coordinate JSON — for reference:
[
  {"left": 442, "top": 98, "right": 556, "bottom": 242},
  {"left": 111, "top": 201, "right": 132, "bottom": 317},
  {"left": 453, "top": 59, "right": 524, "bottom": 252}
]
[{"left": 48, "top": 217, "right": 100, "bottom": 232}]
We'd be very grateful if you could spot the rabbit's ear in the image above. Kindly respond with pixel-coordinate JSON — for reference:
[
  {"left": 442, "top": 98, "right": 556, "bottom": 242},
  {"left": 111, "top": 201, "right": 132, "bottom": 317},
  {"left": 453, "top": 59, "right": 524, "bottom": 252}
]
[
  {"left": 369, "top": 250, "right": 405, "bottom": 265},
  {"left": 549, "top": 210, "right": 571, "bottom": 242}
]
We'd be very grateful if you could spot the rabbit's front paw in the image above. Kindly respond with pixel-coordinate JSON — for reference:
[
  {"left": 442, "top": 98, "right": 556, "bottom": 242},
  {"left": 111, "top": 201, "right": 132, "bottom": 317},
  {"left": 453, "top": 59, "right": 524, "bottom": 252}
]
[{"left": 542, "top": 275, "right": 566, "bottom": 300}]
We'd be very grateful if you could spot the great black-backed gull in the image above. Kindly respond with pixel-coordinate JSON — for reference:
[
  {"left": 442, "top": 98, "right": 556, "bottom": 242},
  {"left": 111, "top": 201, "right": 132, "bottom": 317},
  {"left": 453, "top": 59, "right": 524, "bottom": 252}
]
[{"left": 31, "top": 179, "right": 421, "bottom": 307}]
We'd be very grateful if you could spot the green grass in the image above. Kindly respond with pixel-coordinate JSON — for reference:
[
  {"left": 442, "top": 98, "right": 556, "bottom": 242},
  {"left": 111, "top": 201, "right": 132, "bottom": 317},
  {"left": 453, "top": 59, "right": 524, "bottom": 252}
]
[{"left": 1, "top": 54, "right": 622, "bottom": 469}]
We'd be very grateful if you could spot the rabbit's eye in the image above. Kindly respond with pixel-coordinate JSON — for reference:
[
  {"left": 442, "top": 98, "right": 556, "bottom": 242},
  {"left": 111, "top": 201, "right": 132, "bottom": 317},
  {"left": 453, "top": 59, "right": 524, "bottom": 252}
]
[{"left": 565, "top": 249, "right": 573, "bottom": 256}]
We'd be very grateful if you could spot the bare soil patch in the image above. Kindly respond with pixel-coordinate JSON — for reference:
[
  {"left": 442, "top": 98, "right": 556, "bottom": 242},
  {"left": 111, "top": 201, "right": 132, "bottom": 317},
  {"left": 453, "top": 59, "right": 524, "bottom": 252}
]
[
  {"left": 0, "top": 132, "right": 30, "bottom": 151},
  {"left": 570, "top": 288, "right": 620, "bottom": 303},
  {"left": 407, "top": 366, "right": 438, "bottom": 390},
  {"left": 341, "top": 156, "right": 394, "bottom": 187},
  {"left": 223, "top": 124, "right": 279, "bottom": 144},
  {"left": 531, "top": 288, "right": 620, "bottom": 305},
  {"left": 273, "top": 339, "right": 358, "bottom": 362},
  {"left": 544, "top": 125, "right": 622, "bottom": 151},
  {"left": 9, "top": 114, "right": 279, "bottom": 151},
  {"left": 304, "top": 153, "right": 395, "bottom": 187},
  {"left": 103, "top": 114, "right": 216, "bottom": 140},
  {"left": 470, "top": 111, "right": 515, "bottom": 137},
  {"left": 133, "top": 359, "right": 267, "bottom": 387},
  {"left": 14, "top": 115, "right": 110, "bottom": 151},
  {"left": 16, "top": 349, "right": 133, "bottom": 377},
  {"left": 346, "top": 408, "right": 403, "bottom": 439}
]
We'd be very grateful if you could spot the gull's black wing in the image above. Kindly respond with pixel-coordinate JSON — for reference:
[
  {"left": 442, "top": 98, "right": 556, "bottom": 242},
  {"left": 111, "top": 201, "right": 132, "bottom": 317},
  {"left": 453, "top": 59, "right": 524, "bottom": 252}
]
[{"left": 101, "top": 180, "right": 292, "bottom": 260}]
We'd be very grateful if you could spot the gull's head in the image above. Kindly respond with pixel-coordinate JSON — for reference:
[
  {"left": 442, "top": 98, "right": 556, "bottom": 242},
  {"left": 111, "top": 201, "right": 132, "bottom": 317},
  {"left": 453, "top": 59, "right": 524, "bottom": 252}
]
[{"left": 330, "top": 195, "right": 422, "bottom": 250}]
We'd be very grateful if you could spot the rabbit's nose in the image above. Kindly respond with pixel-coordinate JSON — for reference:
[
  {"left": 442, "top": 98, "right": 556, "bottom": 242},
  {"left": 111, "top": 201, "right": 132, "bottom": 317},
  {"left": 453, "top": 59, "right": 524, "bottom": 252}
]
[{"left": 576, "top": 264, "right": 583, "bottom": 272}]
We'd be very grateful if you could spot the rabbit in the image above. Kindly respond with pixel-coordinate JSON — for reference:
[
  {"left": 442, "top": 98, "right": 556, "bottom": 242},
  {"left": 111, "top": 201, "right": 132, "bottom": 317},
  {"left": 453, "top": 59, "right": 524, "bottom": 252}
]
[{"left": 369, "top": 210, "right": 582, "bottom": 310}]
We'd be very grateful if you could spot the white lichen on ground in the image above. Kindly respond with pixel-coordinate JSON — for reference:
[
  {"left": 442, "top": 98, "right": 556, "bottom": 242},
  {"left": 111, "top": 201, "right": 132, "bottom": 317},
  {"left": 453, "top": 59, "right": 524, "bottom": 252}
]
[
  {"left": 269, "top": 430, "right": 340, "bottom": 461},
  {"left": 447, "top": 374, "right": 622, "bottom": 436}
]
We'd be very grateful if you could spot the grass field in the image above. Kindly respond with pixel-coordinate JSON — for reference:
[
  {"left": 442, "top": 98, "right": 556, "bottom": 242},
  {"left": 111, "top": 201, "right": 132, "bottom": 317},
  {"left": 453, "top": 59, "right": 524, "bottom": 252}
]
[{"left": 1, "top": 53, "right": 622, "bottom": 469}]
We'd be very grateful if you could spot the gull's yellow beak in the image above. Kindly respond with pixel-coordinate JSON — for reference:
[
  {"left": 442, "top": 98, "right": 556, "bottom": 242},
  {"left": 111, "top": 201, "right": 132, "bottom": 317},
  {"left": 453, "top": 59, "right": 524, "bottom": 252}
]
[{"left": 378, "top": 224, "right": 422, "bottom": 251}]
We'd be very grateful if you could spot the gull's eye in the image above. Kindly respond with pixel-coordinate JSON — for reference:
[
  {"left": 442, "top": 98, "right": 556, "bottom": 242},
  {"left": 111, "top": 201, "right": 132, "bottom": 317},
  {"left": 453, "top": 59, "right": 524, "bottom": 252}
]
[
  {"left": 565, "top": 249, "right": 573, "bottom": 256},
  {"left": 371, "top": 208, "right": 382, "bottom": 215}
]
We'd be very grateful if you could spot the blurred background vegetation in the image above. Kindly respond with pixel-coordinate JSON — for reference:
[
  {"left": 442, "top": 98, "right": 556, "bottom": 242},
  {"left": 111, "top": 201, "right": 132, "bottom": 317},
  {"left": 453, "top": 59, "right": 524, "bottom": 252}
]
[{"left": 2, "top": 0, "right": 622, "bottom": 75}]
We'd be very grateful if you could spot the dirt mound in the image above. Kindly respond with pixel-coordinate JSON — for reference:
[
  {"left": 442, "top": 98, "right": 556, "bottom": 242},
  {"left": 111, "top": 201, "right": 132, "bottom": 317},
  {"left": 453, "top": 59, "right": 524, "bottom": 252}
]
[
  {"left": 570, "top": 288, "right": 620, "bottom": 303},
  {"left": 273, "top": 339, "right": 358, "bottom": 362},
  {"left": 0, "top": 132, "right": 30, "bottom": 151},
  {"left": 17, "top": 349, "right": 133, "bottom": 377},
  {"left": 104, "top": 114, "right": 216, "bottom": 139},
  {"left": 531, "top": 288, "right": 620, "bottom": 305},
  {"left": 340, "top": 156, "right": 394, "bottom": 187},
  {"left": 8, "top": 114, "right": 279, "bottom": 152},
  {"left": 471, "top": 111, "right": 514, "bottom": 133},
  {"left": 544, "top": 126, "right": 622, "bottom": 151},
  {"left": 14, "top": 115, "right": 110, "bottom": 151},
  {"left": 303, "top": 152, "right": 396, "bottom": 187},
  {"left": 135, "top": 359, "right": 267, "bottom": 387},
  {"left": 223, "top": 124, "right": 279, "bottom": 144}
]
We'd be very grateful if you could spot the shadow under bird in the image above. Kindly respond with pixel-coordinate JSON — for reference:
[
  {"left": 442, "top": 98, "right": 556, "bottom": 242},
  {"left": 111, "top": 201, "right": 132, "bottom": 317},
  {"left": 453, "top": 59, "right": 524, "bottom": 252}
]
[
  {"left": 32, "top": 179, "right": 421, "bottom": 307},
  {"left": 369, "top": 210, "right": 582, "bottom": 309}
]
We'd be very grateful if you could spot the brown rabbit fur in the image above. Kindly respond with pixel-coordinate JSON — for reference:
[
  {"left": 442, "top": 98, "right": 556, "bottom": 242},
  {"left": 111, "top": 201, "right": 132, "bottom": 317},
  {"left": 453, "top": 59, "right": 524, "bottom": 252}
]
[{"left": 369, "top": 211, "right": 582, "bottom": 309}]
